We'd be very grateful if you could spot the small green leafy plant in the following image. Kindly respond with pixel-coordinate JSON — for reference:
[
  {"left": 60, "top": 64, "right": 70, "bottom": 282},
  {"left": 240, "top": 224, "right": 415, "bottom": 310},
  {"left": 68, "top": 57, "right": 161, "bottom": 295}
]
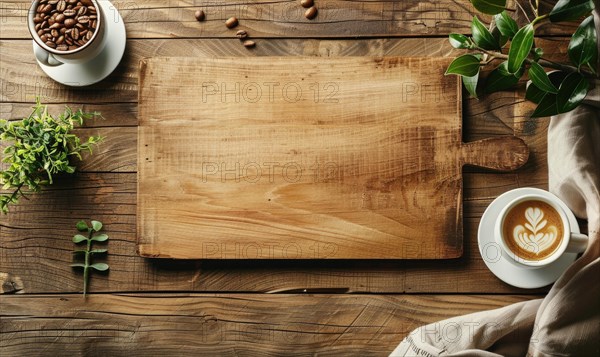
[
  {"left": 72, "top": 220, "right": 109, "bottom": 296},
  {"left": 446, "top": 0, "right": 597, "bottom": 117},
  {"left": 0, "top": 99, "right": 102, "bottom": 213}
]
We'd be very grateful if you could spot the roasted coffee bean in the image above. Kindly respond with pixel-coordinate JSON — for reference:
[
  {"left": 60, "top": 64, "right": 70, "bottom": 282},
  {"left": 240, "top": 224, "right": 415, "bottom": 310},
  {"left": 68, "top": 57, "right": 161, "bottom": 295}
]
[
  {"left": 304, "top": 6, "right": 318, "bottom": 19},
  {"left": 225, "top": 17, "right": 238, "bottom": 28},
  {"left": 33, "top": 0, "right": 97, "bottom": 52},
  {"left": 194, "top": 10, "right": 205, "bottom": 21},
  {"left": 68, "top": 45, "right": 77, "bottom": 50},
  {"left": 236, "top": 30, "right": 248, "bottom": 39},
  {"left": 57, "top": 0, "right": 66, "bottom": 12},
  {"left": 300, "top": 0, "right": 314, "bottom": 8},
  {"left": 243, "top": 40, "right": 256, "bottom": 48}
]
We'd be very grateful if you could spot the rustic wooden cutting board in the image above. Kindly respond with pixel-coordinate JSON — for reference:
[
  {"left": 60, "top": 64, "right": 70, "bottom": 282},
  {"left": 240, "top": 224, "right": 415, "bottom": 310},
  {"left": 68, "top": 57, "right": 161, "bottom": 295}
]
[{"left": 137, "top": 57, "right": 528, "bottom": 259}]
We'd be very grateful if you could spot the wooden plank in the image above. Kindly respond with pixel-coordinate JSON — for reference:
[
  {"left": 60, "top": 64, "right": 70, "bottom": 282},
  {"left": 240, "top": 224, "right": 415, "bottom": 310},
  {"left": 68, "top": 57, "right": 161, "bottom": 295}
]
[
  {"left": 0, "top": 0, "right": 576, "bottom": 40},
  {"left": 0, "top": 171, "right": 549, "bottom": 294},
  {"left": 0, "top": 293, "right": 538, "bottom": 355},
  {"left": 0, "top": 37, "right": 569, "bottom": 104}
]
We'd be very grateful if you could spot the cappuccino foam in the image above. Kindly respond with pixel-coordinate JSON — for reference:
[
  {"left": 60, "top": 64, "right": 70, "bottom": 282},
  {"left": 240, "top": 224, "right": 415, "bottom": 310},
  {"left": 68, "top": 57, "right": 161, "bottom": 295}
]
[{"left": 502, "top": 200, "right": 564, "bottom": 261}]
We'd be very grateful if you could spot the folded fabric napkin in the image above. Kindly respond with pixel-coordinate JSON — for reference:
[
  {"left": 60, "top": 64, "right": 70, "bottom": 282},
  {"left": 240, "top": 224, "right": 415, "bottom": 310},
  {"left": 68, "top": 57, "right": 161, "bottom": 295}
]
[{"left": 390, "top": 8, "right": 600, "bottom": 356}]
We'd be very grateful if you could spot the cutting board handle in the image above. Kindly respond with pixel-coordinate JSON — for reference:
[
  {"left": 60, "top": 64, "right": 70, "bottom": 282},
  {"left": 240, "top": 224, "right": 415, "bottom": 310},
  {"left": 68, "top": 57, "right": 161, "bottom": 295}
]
[{"left": 461, "top": 136, "right": 529, "bottom": 171}]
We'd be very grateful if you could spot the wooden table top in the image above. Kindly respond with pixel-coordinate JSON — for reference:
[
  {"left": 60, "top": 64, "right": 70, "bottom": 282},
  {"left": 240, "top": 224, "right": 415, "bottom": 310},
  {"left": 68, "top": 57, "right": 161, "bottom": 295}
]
[{"left": 0, "top": 1, "right": 571, "bottom": 355}]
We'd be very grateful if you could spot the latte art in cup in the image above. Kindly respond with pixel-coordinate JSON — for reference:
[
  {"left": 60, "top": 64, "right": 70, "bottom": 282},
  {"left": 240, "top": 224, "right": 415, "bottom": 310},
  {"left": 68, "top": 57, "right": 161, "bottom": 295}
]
[{"left": 502, "top": 200, "right": 564, "bottom": 261}]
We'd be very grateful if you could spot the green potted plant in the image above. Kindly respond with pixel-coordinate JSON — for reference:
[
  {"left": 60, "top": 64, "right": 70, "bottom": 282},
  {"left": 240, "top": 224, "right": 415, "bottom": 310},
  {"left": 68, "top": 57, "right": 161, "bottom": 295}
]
[
  {"left": 445, "top": 0, "right": 597, "bottom": 117},
  {"left": 0, "top": 99, "right": 102, "bottom": 213}
]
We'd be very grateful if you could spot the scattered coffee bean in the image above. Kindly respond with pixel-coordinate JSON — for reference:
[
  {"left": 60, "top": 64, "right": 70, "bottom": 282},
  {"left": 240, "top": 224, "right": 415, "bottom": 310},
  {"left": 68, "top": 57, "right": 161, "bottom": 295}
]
[
  {"left": 236, "top": 30, "right": 248, "bottom": 39},
  {"left": 194, "top": 10, "right": 205, "bottom": 22},
  {"left": 243, "top": 40, "right": 255, "bottom": 48},
  {"left": 304, "top": 6, "right": 318, "bottom": 19},
  {"left": 33, "top": 0, "right": 98, "bottom": 51},
  {"left": 225, "top": 17, "right": 238, "bottom": 29},
  {"left": 300, "top": 0, "right": 314, "bottom": 8}
]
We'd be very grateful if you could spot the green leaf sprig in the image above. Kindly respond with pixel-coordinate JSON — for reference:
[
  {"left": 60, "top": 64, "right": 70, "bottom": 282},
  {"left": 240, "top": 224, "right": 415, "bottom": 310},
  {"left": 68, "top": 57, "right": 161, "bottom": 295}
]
[
  {"left": 72, "top": 220, "right": 109, "bottom": 296},
  {"left": 0, "top": 99, "right": 103, "bottom": 213},
  {"left": 446, "top": 0, "right": 597, "bottom": 117}
]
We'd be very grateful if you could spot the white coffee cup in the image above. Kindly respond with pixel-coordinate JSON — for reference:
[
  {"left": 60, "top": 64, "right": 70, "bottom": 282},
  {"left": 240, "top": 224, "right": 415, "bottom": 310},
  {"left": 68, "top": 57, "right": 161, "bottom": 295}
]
[
  {"left": 28, "top": 0, "right": 106, "bottom": 67},
  {"left": 494, "top": 191, "right": 588, "bottom": 269}
]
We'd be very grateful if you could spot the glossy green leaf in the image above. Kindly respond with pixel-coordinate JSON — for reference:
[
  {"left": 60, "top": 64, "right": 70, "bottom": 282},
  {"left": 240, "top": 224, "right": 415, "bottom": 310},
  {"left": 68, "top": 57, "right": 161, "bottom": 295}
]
[
  {"left": 495, "top": 11, "right": 518, "bottom": 38},
  {"left": 446, "top": 54, "right": 481, "bottom": 77},
  {"left": 91, "top": 220, "right": 102, "bottom": 232},
  {"left": 529, "top": 62, "right": 558, "bottom": 94},
  {"left": 484, "top": 61, "right": 524, "bottom": 93},
  {"left": 72, "top": 250, "right": 87, "bottom": 255},
  {"left": 531, "top": 94, "right": 560, "bottom": 117},
  {"left": 568, "top": 16, "right": 598, "bottom": 68},
  {"left": 508, "top": 24, "right": 534, "bottom": 73},
  {"left": 526, "top": 71, "right": 568, "bottom": 104},
  {"left": 471, "top": 0, "right": 507, "bottom": 15},
  {"left": 492, "top": 27, "right": 508, "bottom": 48},
  {"left": 90, "top": 263, "right": 109, "bottom": 271},
  {"left": 73, "top": 234, "right": 88, "bottom": 243},
  {"left": 71, "top": 263, "right": 86, "bottom": 268},
  {"left": 76, "top": 220, "right": 89, "bottom": 232},
  {"left": 90, "top": 249, "right": 108, "bottom": 254},
  {"left": 449, "top": 34, "right": 471, "bottom": 49},
  {"left": 549, "top": 0, "right": 595, "bottom": 22},
  {"left": 557, "top": 72, "right": 589, "bottom": 113},
  {"left": 90, "top": 233, "right": 109, "bottom": 242},
  {"left": 472, "top": 17, "right": 500, "bottom": 50},
  {"left": 533, "top": 48, "right": 544, "bottom": 61},
  {"left": 462, "top": 71, "right": 480, "bottom": 98}
]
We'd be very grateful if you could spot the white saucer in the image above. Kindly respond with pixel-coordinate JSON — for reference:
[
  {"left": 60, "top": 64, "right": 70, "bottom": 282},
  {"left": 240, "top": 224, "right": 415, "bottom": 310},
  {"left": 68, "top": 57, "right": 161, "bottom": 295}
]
[
  {"left": 33, "top": 0, "right": 126, "bottom": 87},
  {"left": 478, "top": 187, "right": 579, "bottom": 289}
]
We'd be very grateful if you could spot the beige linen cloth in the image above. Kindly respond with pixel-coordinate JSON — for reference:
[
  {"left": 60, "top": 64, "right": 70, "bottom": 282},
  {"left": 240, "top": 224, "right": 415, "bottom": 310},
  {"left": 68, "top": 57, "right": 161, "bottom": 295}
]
[{"left": 390, "top": 9, "right": 600, "bottom": 357}]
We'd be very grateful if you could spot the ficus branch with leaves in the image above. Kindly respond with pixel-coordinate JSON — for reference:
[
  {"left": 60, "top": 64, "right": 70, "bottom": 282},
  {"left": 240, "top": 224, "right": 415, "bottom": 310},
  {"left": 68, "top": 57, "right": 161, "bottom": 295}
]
[
  {"left": 446, "top": 0, "right": 597, "bottom": 117},
  {"left": 0, "top": 99, "right": 103, "bottom": 213}
]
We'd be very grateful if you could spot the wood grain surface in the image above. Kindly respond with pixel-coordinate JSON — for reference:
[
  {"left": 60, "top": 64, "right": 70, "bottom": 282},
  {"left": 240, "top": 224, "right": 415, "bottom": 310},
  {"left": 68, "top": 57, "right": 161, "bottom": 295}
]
[
  {"left": 0, "top": 293, "right": 538, "bottom": 355},
  {"left": 0, "top": 0, "right": 574, "bottom": 354}
]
